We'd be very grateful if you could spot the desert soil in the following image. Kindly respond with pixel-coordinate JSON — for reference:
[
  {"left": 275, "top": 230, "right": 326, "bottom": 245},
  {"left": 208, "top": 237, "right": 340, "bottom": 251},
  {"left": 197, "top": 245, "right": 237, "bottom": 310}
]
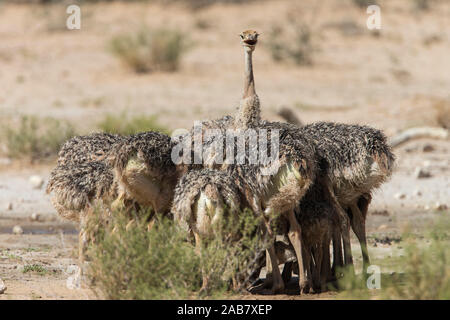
[{"left": 0, "top": 0, "right": 449, "bottom": 299}]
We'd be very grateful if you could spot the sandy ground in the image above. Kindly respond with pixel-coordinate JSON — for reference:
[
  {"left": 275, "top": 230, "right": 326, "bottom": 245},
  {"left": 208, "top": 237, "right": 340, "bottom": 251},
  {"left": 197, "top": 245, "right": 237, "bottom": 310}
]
[{"left": 0, "top": 0, "right": 449, "bottom": 299}]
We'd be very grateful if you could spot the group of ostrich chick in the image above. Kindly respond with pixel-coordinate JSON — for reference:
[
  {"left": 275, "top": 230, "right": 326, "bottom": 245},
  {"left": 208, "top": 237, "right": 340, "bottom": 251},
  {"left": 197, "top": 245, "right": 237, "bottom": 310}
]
[{"left": 47, "top": 30, "right": 395, "bottom": 295}]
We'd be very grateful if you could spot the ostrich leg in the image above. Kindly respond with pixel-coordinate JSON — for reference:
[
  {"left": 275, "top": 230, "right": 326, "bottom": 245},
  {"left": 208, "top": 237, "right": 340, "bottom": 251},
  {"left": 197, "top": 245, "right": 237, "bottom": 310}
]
[
  {"left": 321, "top": 237, "right": 332, "bottom": 291},
  {"left": 331, "top": 229, "right": 344, "bottom": 279},
  {"left": 326, "top": 184, "right": 354, "bottom": 275},
  {"left": 350, "top": 199, "right": 371, "bottom": 275},
  {"left": 194, "top": 232, "right": 210, "bottom": 294},
  {"left": 286, "top": 210, "right": 310, "bottom": 294},
  {"left": 282, "top": 261, "right": 294, "bottom": 284}
]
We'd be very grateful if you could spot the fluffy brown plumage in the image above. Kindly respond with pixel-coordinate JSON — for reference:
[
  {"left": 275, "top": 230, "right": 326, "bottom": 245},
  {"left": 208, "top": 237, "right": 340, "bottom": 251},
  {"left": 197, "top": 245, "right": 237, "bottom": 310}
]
[
  {"left": 172, "top": 168, "right": 246, "bottom": 237},
  {"left": 56, "top": 133, "right": 125, "bottom": 166},
  {"left": 47, "top": 133, "right": 126, "bottom": 221},
  {"left": 294, "top": 175, "right": 340, "bottom": 293},
  {"left": 109, "top": 130, "right": 179, "bottom": 214},
  {"left": 249, "top": 175, "right": 340, "bottom": 293},
  {"left": 47, "top": 161, "right": 116, "bottom": 222},
  {"left": 301, "top": 121, "right": 395, "bottom": 202}
]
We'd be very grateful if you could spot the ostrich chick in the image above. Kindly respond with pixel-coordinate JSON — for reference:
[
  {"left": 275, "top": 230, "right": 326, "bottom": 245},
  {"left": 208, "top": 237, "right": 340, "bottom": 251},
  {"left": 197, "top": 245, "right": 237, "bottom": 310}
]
[{"left": 172, "top": 168, "right": 250, "bottom": 291}]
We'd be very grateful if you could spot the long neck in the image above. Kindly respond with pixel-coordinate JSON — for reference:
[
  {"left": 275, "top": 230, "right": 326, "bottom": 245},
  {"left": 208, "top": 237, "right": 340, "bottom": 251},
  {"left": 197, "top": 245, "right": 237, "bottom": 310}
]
[
  {"left": 243, "top": 50, "right": 255, "bottom": 98},
  {"left": 234, "top": 48, "right": 260, "bottom": 128}
]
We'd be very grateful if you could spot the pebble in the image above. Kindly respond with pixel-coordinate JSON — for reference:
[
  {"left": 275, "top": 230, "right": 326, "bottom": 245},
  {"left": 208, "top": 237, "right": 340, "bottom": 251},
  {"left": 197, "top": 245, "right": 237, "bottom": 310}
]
[
  {"left": 414, "top": 167, "right": 431, "bottom": 179},
  {"left": 413, "top": 189, "right": 422, "bottom": 197},
  {"left": 0, "top": 278, "right": 6, "bottom": 294},
  {"left": 394, "top": 193, "right": 406, "bottom": 200},
  {"left": 423, "top": 160, "right": 432, "bottom": 168},
  {"left": 30, "top": 213, "right": 40, "bottom": 221},
  {"left": 12, "top": 225, "right": 23, "bottom": 235},
  {"left": 29, "top": 175, "right": 44, "bottom": 189},
  {"left": 5, "top": 202, "right": 13, "bottom": 211},
  {"left": 422, "top": 144, "right": 434, "bottom": 152}
]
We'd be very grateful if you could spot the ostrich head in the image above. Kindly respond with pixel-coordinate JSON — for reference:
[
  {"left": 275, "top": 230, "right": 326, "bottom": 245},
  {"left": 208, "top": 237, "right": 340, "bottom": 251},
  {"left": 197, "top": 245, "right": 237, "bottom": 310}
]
[{"left": 240, "top": 30, "right": 259, "bottom": 52}]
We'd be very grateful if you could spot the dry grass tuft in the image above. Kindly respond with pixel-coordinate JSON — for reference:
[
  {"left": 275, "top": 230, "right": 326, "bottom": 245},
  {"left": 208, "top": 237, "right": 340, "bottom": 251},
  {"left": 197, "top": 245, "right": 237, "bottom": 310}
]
[
  {"left": 1, "top": 115, "right": 76, "bottom": 162},
  {"left": 109, "top": 28, "right": 187, "bottom": 73},
  {"left": 98, "top": 112, "right": 169, "bottom": 135}
]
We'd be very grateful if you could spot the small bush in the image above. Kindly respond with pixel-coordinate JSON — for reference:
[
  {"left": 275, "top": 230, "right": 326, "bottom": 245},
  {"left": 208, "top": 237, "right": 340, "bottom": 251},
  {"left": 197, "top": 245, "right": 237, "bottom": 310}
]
[
  {"left": 1, "top": 115, "right": 76, "bottom": 161},
  {"left": 98, "top": 112, "right": 169, "bottom": 135},
  {"left": 23, "top": 264, "right": 48, "bottom": 275},
  {"left": 413, "top": 0, "right": 431, "bottom": 11},
  {"left": 86, "top": 207, "right": 265, "bottom": 299},
  {"left": 109, "top": 28, "right": 187, "bottom": 73},
  {"left": 267, "top": 16, "right": 316, "bottom": 66},
  {"left": 336, "top": 216, "right": 450, "bottom": 299}
]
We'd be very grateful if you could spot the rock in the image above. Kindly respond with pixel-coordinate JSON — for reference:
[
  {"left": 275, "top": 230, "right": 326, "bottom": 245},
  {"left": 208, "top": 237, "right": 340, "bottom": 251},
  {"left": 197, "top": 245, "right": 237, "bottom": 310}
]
[
  {"left": 12, "top": 225, "right": 23, "bottom": 235},
  {"left": 434, "top": 203, "right": 448, "bottom": 211},
  {"left": 0, "top": 278, "right": 6, "bottom": 294},
  {"left": 30, "top": 213, "right": 40, "bottom": 221},
  {"left": 423, "top": 160, "right": 432, "bottom": 167},
  {"left": 394, "top": 193, "right": 406, "bottom": 200},
  {"left": 422, "top": 144, "right": 435, "bottom": 152},
  {"left": 377, "top": 224, "right": 388, "bottom": 231},
  {"left": 29, "top": 175, "right": 44, "bottom": 189},
  {"left": 414, "top": 167, "right": 431, "bottom": 179},
  {"left": 5, "top": 202, "right": 13, "bottom": 211}
]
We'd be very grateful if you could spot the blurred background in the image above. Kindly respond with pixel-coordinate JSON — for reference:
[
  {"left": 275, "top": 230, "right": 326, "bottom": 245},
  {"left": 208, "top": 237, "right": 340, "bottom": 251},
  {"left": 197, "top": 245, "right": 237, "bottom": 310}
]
[
  {"left": 0, "top": 0, "right": 449, "bottom": 299},
  {"left": 0, "top": 0, "right": 449, "bottom": 144}
]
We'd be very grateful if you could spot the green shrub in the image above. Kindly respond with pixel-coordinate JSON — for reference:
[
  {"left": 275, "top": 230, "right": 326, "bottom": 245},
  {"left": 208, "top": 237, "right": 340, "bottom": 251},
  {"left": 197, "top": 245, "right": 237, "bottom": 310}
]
[
  {"left": 336, "top": 216, "right": 450, "bottom": 299},
  {"left": 267, "top": 21, "right": 316, "bottom": 66},
  {"left": 1, "top": 115, "right": 76, "bottom": 161},
  {"left": 109, "top": 28, "right": 187, "bottom": 73},
  {"left": 23, "top": 264, "right": 48, "bottom": 275},
  {"left": 86, "top": 207, "right": 265, "bottom": 299},
  {"left": 98, "top": 112, "right": 169, "bottom": 135}
]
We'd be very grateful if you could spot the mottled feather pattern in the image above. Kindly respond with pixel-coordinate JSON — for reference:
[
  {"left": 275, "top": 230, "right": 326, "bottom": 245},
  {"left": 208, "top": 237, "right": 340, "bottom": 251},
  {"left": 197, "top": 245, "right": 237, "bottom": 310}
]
[
  {"left": 48, "top": 133, "right": 126, "bottom": 221},
  {"left": 47, "top": 161, "right": 116, "bottom": 221},
  {"left": 110, "top": 131, "right": 175, "bottom": 175},
  {"left": 57, "top": 133, "right": 125, "bottom": 166},
  {"left": 172, "top": 168, "right": 243, "bottom": 234},
  {"left": 300, "top": 122, "right": 395, "bottom": 200}
]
